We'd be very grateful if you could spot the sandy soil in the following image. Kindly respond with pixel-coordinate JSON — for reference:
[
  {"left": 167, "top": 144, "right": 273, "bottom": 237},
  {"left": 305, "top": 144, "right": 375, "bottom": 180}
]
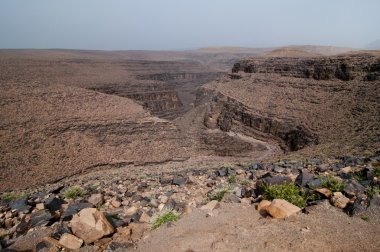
[{"left": 135, "top": 202, "right": 380, "bottom": 252}]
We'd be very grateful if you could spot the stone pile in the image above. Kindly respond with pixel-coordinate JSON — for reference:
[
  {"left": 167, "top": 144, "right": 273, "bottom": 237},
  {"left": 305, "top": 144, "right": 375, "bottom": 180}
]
[{"left": 0, "top": 155, "right": 379, "bottom": 251}]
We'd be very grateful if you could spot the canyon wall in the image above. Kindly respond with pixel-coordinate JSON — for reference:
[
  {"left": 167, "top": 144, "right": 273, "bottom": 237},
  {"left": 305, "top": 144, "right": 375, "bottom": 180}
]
[
  {"left": 232, "top": 54, "right": 380, "bottom": 81},
  {"left": 200, "top": 53, "right": 380, "bottom": 155}
]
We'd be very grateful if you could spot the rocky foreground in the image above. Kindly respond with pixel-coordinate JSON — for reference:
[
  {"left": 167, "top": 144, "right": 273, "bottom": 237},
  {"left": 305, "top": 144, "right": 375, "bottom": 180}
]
[{"left": 1, "top": 155, "right": 379, "bottom": 251}]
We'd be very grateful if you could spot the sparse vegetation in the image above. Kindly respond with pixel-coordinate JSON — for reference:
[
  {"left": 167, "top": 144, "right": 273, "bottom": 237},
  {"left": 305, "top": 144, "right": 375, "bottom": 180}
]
[
  {"left": 88, "top": 183, "right": 100, "bottom": 192},
  {"left": 228, "top": 175, "right": 237, "bottom": 184},
  {"left": 353, "top": 171, "right": 367, "bottom": 182},
  {"left": 366, "top": 186, "right": 380, "bottom": 199},
  {"left": 1, "top": 192, "right": 28, "bottom": 202},
  {"left": 208, "top": 185, "right": 234, "bottom": 202},
  {"left": 361, "top": 216, "right": 370, "bottom": 222},
  {"left": 138, "top": 174, "right": 147, "bottom": 180},
  {"left": 374, "top": 166, "right": 380, "bottom": 177},
  {"left": 0, "top": 230, "right": 11, "bottom": 239},
  {"left": 208, "top": 189, "right": 229, "bottom": 202},
  {"left": 261, "top": 182, "right": 307, "bottom": 208},
  {"left": 240, "top": 179, "right": 250, "bottom": 187},
  {"left": 64, "top": 186, "right": 86, "bottom": 199},
  {"left": 151, "top": 211, "right": 180, "bottom": 230},
  {"left": 319, "top": 175, "right": 346, "bottom": 192}
]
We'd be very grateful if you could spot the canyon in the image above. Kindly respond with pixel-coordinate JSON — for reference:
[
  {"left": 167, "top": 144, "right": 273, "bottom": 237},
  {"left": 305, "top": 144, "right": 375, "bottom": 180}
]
[
  {"left": 0, "top": 46, "right": 380, "bottom": 251},
  {"left": 0, "top": 47, "right": 379, "bottom": 192}
]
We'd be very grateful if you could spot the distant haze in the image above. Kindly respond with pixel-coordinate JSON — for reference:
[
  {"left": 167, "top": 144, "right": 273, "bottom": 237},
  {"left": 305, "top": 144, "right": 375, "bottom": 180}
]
[{"left": 0, "top": 0, "right": 379, "bottom": 50}]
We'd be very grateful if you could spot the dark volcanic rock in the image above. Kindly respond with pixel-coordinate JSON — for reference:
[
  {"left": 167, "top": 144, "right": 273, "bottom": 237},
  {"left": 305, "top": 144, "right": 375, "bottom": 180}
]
[
  {"left": 307, "top": 179, "right": 322, "bottom": 189},
  {"left": 344, "top": 180, "right": 366, "bottom": 197},
  {"left": 29, "top": 210, "right": 53, "bottom": 228},
  {"left": 44, "top": 196, "right": 65, "bottom": 212},
  {"left": 295, "top": 170, "right": 315, "bottom": 187},
  {"left": 171, "top": 177, "right": 187, "bottom": 186},
  {"left": 61, "top": 202, "right": 94, "bottom": 221},
  {"left": 261, "top": 176, "right": 292, "bottom": 186},
  {"left": 51, "top": 223, "right": 72, "bottom": 240},
  {"left": 105, "top": 241, "right": 130, "bottom": 252},
  {"left": 249, "top": 163, "right": 264, "bottom": 170},
  {"left": 9, "top": 199, "right": 31, "bottom": 213},
  {"left": 17, "top": 210, "right": 53, "bottom": 234},
  {"left": 49, "top": 185, "right": 65, "bottom": 194},
  {"left": 256, "top": 175, "right": 292, "bottom": 194},
  {"left": 217, "top": 168, "right": 228, "bottom": 177}
]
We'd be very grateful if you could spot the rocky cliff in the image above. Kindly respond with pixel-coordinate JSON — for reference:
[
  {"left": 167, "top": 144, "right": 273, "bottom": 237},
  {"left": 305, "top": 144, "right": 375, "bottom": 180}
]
[
  {"left": 201, "top": 53, "right": 380, "bottom": 156},
  {"left": 232, "top": 54, "right": 380, "bottom": 81}
]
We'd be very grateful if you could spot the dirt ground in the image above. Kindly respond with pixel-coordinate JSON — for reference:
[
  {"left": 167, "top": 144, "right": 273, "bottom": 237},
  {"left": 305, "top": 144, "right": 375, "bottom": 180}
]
[{"left": 135, "top": 202, "right": 380, "bottom": 252}]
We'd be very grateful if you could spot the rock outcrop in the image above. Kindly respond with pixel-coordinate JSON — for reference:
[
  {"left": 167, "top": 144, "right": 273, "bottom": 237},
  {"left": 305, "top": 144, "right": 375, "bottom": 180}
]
[
  {"left": 70, "top": 208, "right": 114, "bottom": 244},
  {"left": 200, "top": 53, "right": 380, "bottom": 155},
  {"left": 206, "top": 92, "right": 318, "bottom": 151},
  {"left": 232, "top": 54, "right": 380, "bottom": 81}
]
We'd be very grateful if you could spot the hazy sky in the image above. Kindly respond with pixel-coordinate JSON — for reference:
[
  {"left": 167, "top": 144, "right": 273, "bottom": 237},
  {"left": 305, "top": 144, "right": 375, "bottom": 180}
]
[{"left": 1, "top": 0, "right": 380, "bottom": 50}]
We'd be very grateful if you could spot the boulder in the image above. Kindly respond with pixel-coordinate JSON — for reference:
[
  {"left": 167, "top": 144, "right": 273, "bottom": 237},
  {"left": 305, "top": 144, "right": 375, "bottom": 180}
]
[
  {"left": 138, "top": 212, "right": 151, "bottom": 223},
  {"left": 51, "top": 223, "right": 72, "bottom": 240},
  {"left": 200, "top": 200, "right": 220, "bottom": 211},
  {"left": 221, "top": 193, "right": 241, "bottom": 203},
  {"left": 87, "top": 194, "right": 104, "bottom": 206},
  {"left": 307, "top": 178, "right": 322, "bottom": 189},
  {"left": 28, "top": 210, "right": 53, "bottom": 228},
  {"left": 36, "top": 203, "right": 45, "bottom": 210},
  {"left": 9, "top": 199, "right": 31, "bottom": 213},
  {"left": 273, "top": 166, "right": 285, "bottom": 173},
  {"left": 217, "top": 168, "right": 228, "bottom": 177},
  {"left": 61, "top": 202, "right": 94, "bottom": 221},
  {"left": 236, "top": 169, "right": 245, "bottom": 175},
  {"left": 257, "top": 200, "right": 271, "bottom": 215},
  {"left": 315, "top": 188, "right": 332, "bottom": 198},
  {"left": 124, "top": 206, "right": 138, "bottom": 216},
  {"left": 8, "top": 226, "right": 54, "bottom": 251},
  {"left": 344, "top": 180, "right": 366, "bottom": 197},
  {"left": 265, "top": 199, "right": 301, "bottom": 219},
  {"left": 340, "top": 166, "right": 353, "bottom": 174},
  {"left": 295, "top": 170, "right": 315, "bottom": 187},
  {"left": 59, "top": 233, "right": 83, "bottom": 250},
  {"left": 171, "top": 177, "right": 187, "bottom": 186},
  {"left": 35, "top": 237, "right": 61, "bottom": 252},
  {"left": 257, "top": 176, "right": 292, "bottom": 194},
  {"left": 126, "top": 222, "right": 149, "bottom": 242},
  {"left": 110, "top": 199, "right": 121, "bottom": 208},
  {"left": 262, "top": 176, "right": 292, "bottom": 186},
  {"left": 70, "top": 208, "right": 114, "bottom": 244},
  {"left": 331, "top": 192, "right": 350, "bottom": 209},
  {"left": 44, "top": 196, "right": 65, "bottom": 212}
]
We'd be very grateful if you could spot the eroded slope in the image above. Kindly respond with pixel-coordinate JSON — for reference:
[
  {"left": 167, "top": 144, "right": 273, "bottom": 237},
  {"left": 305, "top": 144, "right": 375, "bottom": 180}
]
[{"left": 201, "top": 54, "right": 380, "bottom": 156}]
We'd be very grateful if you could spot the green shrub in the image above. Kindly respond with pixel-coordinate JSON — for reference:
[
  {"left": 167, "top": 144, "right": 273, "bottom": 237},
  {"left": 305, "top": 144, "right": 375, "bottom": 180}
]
[
  {"left": 366, "top": 186, "right": 380, "bottom": 199},
  {"left": 261, "top": 182, "right": 307, "bottom": 208},
  {"left": 1, "top": 192, "right": 28, "bottom": 202},
  {"left": 240, "top": 179, "right": 250, "bottom": 187},
  {"left": 228, "top": 175, "right": 237, "bottom": 184},
  {"left": 64, "top": 186, "right": 86, "bottom": 199},
  {"left": 151, "top": 211, "right": 180, "bottom": 230},
  {"left": 361, "top": 216, "right": 370, "bottom": 222},
  {"left": 353, "top": 171, "right": 367, "bottom": 182},
  {"left": 319, "top": 175, "right": 346, "bottom": 192},
  {"left": 208, "top": 189, "right": 228, "bottom": 201},
  {"left": 374, "top": 167, "right": 380, "bottom": 177}
]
